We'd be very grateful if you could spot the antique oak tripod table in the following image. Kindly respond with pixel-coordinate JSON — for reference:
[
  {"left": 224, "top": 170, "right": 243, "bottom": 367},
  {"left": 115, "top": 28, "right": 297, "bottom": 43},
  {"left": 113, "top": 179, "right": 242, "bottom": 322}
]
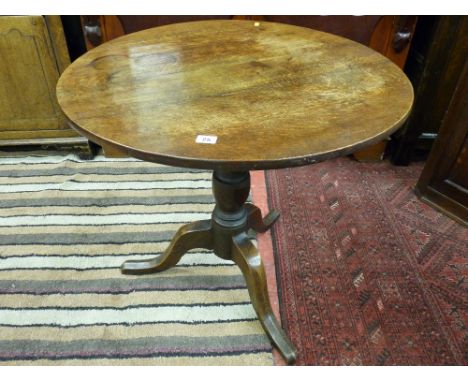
[{"left": 56, "top": 20, "right": 413, "bottom": 364}]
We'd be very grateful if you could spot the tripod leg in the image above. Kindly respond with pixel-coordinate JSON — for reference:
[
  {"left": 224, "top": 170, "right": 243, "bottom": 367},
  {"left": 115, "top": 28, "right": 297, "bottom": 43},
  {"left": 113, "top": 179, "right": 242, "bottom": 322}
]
[
  {"left": 121, "top": 220, "right": 213, "bottom": 275},
  {"left": 245, "top": 203, "right": 280, "bottom": 233},
  {"left": 231, "top": 232, "right": 296, "bottom": 364}
]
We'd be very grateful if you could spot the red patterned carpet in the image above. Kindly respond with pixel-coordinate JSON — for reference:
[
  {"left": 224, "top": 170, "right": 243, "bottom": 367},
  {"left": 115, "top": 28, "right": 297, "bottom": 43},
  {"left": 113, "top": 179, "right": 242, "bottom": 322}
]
[{"left": 265, "top": 157, "right": 467, "bottom": 365}]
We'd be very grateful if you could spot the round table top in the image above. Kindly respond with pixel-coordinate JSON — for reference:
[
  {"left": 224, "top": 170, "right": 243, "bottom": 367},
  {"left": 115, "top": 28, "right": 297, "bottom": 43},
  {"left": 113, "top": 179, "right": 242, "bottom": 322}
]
[{"left": 57, "top": 20, "right": 413, "bottom": 170}]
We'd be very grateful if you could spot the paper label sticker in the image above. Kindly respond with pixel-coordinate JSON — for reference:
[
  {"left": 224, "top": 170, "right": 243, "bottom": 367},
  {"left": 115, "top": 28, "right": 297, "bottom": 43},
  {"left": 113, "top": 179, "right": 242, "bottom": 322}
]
[{"left": 196, "top": 135, "right": 218, "bottom": 144}]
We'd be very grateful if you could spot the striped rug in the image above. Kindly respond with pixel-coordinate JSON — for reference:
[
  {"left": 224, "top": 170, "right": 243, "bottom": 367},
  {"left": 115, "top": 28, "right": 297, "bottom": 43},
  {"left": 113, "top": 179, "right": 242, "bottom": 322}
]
[{"left": 0, "top": 152, "right": 273, "bottom": 365}]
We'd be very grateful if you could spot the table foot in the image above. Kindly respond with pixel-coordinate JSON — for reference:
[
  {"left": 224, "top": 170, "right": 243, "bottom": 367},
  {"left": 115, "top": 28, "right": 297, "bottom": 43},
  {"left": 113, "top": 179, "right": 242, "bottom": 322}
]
[
  {"left": 121, "top": 219, "right": 213, "bottom": 274},
  {"left": 245, "top": 202, "right": 280, "bottom": 233},
  {"left": 232, "top": 232, "right": 297, "bottom": 364}
]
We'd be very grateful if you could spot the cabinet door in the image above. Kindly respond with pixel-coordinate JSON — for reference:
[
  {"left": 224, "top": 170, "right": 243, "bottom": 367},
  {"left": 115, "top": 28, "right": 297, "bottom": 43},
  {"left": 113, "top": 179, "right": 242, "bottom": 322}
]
[
  {"left": 391, "top": 16, "right": 467, "bottom": 165},
  {"left": 0, "top": 16, "right": 77, "bottom": 141},
  {"left": 415, "top": 62, "right": 468, "bottom": 226}
]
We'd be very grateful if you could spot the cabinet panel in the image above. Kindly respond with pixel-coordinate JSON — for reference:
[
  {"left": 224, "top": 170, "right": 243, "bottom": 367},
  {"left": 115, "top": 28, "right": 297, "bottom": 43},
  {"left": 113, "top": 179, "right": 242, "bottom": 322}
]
[
  {"left": 0, "top": 128, "right": 79, "bottom": 141},
  {"left": 0, "top": 17, "right": 61, "bottom": 124},
  {"left": 447, "top": 140, "right": 468, "bottom": 190},
  {"left": 0, "top": 16, "right": 93, "bottom": 154},
  {"left": 415, "top": 61, "right": 468, "bottom": 226}
]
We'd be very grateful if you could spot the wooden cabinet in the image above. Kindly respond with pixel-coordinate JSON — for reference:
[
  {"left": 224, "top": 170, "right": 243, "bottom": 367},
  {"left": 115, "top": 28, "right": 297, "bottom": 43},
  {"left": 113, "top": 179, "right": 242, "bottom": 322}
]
[
  {"left": 415, "top": 61, "right": 468, "bottom": 226},
  {"left": 0, "top": 16, "right": 92, "bottom": 157},
  {"left": 391, "top": 16, "right": 467, "bottom": 165}
]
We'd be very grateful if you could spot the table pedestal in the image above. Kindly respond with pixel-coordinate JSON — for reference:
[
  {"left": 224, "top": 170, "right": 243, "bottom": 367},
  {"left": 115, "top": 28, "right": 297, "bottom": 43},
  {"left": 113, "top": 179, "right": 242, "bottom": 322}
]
[{"left": 121, "top": 170, "right": 296, "bottom": 364}]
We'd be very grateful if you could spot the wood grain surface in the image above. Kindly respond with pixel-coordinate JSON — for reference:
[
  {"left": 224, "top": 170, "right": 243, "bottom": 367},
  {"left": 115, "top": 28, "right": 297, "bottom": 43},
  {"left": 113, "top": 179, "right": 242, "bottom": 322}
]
[{"left": 56, "top": 20, "right": 414, "bottom": 170}]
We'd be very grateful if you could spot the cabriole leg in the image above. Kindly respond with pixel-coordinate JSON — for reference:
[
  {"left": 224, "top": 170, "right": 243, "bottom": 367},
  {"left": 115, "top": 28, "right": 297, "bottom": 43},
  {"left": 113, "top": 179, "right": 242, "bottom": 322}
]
[
  {"left": 121, "top": 219, "right": 213, "bottom": 274},
  {"left": 232, "top": 232, "right": 297, "bottom": 364}
]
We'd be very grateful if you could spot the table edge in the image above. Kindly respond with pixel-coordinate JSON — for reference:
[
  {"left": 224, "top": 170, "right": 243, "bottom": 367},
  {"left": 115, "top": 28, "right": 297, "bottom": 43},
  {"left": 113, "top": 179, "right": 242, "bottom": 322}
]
[{"left": 65, "top": 104, "right": 412, "bottom": 171}]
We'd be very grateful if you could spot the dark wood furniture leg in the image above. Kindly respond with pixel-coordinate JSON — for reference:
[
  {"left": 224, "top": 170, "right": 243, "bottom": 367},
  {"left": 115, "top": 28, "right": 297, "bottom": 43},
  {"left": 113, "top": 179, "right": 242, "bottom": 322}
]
[
  {"left": 232, "top": 231, "right": 296, "bottom": 364},
  {"left": 121, "top": 220, "right": 213, "bottom": 274},
  {"left": 120, "top": 170, "right": 297, "bottom": 364},
  {"left": 245, "top": 202, "right": 280, "bottom": 233}
]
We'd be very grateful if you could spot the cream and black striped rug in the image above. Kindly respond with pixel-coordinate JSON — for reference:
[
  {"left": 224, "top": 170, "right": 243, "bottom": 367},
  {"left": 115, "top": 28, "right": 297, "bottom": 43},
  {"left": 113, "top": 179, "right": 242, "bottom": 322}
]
[{"left": 0, "top": 152, "right": 272, "bottom": 365}]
